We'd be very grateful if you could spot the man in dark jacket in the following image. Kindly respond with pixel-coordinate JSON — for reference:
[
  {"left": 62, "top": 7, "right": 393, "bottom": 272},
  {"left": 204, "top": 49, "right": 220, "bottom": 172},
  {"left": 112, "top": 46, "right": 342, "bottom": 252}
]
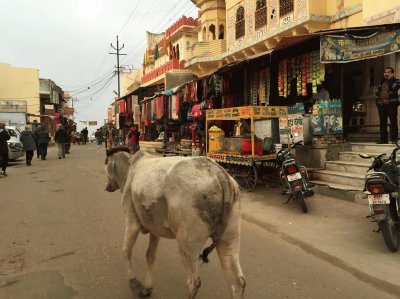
[
  {"left": 376, "top": 67, "right": 400, "bottom": 144},
  {"left": 55, "top": 125, "right": 68, "bottom": 159},
  {"left": 35, "top": 125, "right": 50, "bottom": 160},
  {"left": 0, "top": 122, "right": 10, "bottom": 176}
]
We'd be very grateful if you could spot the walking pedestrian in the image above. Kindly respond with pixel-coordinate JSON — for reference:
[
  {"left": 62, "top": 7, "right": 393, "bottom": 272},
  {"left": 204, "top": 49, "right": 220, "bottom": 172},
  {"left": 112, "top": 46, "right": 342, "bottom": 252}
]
[
  {"left": 65, "top": 125, "right": 72, "bottom": 154},
  {"left": 82, "top": 127, "right": 89, "bottom": 145},
  {"left": 55, "top": 125, "right": 68, "bottom": 159},
  {"left": 35, "top": 125, "right": 50, "bottom": 160},
  {"left": 376, "top": 67, "right": 400, "bottom": 144},
  {"left": 19, "top": 125, "right": 37, "bottom": 166},
  {"left": 127, "top": 126, "right": 140, "bottom": 154},
  {"left": 33, "top": 124, "right": 40, "bottom": 158},
  {"left": 94, "top": 129, "right": 103, "bottom": 148},
  {"left": 0, "top": 122, "right": 10, "bottom": 176}
]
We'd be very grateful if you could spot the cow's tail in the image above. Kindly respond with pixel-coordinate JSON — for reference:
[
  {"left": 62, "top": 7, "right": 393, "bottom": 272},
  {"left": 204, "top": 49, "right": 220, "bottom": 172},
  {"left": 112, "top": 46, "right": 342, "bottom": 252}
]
[{"left": 199, "top": 170, "right": 238, "bottom": 263}]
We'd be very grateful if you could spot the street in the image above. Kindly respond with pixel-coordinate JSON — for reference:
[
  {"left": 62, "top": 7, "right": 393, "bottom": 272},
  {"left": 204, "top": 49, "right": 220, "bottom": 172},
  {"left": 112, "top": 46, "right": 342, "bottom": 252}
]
[{"left": 0, "top": 143, "right": 399, "bottom": 299}]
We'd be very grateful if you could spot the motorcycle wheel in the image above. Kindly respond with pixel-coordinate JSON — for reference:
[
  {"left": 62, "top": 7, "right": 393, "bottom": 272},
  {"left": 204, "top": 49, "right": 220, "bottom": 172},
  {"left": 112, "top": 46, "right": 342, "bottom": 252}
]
[
  {"left": 296, "top": 191, "right": 308, "bottom": 213},
  {"left": 378, "top": 205, "right": 399, "bottom": 252}
]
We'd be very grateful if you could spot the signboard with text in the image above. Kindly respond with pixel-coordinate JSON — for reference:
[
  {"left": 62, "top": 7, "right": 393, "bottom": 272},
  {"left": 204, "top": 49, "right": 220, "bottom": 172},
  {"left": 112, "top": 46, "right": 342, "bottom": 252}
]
[{"left": 321, "top": 30, "right": 400, "bottom": 63}]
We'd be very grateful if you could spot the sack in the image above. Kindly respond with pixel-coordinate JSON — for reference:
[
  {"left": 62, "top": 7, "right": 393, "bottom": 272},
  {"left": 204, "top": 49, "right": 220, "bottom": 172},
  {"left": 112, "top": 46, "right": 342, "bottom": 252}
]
[{"left": 262, "top": 137, "right": 275, "bottom": 153}]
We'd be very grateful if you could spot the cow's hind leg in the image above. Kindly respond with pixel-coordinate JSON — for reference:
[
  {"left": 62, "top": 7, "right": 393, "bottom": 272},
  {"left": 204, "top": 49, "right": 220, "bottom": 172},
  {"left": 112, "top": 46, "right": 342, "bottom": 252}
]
[
  {"left": 176, "top": 229, "right": 209, "bottom": 299},
  {"left": 216, "top": 215, "right": 246, "bottom": 298},
  {"left": 140, "top": 233, "right": 160, "bottom": 297},
  {"left": 122, "top": 211, "right": 143, "bottom": 295}
]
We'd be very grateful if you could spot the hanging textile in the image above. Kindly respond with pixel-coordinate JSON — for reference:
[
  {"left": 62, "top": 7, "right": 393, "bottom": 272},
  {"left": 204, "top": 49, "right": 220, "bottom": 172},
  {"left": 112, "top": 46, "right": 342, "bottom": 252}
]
[
  {"left": 159, "top": 96, "right": 165, "bottom": 120},
  {"left": 144, "top": 102, "right": 150, "bottom": 126},
  {"left": 259, "top": 68, "right": 267, "bottom": 104},
  {"left": 151, "top": 99, "right": 154, "bottom": 122},
  {"left": 171, "top": 94, "right": 179, "bottom": 120},
  {"left": 119, "top": 100, "right": 126, "bottom": 114}
]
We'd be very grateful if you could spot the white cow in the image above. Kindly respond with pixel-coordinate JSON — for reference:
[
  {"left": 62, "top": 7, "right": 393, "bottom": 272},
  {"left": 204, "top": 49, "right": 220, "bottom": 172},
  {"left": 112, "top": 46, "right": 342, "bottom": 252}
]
[{"left": 105, "top": 147, "right": 246, "bottom": 299}]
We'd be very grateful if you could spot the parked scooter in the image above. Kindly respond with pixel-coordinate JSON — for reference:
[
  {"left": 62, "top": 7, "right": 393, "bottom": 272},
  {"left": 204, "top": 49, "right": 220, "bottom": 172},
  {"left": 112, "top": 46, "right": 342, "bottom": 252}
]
[
  {"left": 277, "top": 134, "right": 314, "bottom": 213},
  {"left": 359, "top": 143, "right": 400, "bottom": 252}
]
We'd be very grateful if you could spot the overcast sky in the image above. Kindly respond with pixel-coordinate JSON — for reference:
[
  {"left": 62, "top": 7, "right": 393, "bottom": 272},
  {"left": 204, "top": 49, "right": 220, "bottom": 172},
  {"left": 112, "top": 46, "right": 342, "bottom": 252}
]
[{"left": 0, "top": 0, "right": 197, "bottom": 132}]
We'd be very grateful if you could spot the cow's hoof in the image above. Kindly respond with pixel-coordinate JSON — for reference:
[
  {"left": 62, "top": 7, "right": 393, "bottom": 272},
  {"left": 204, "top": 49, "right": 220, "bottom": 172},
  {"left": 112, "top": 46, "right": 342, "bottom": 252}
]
[
  {"left": 129, "top": 278, "right": 152, "bottom": 297},
  {"left": 139, "top": 287, "right": 152, "bottom": 297}
]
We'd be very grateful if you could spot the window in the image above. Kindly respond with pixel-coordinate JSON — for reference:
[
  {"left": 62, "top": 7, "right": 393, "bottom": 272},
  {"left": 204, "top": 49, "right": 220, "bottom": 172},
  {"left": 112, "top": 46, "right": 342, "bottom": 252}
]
[
  {"left": 219, "top": 24, "right": 224, "bottom": 39},
  {"left": 176, "top": 44, "right": 180, "bottom": 60},
  {"left": 255, "top": 0, "right": 267, "bottom": 30},
  {"left": 202, "top": 27, "right": 206, "bottom": 41},
  {"left": 279, "top": 0, "right": 294, "bottom": 17},
  {"left": 209, "top": 24, "right": 216, "bottom": 40},
  {"left": 235, "top": 6, "right": 245, "bottom": 39},
  {"left": 186, "top": 41, "right": 190, "bottom": 51}
]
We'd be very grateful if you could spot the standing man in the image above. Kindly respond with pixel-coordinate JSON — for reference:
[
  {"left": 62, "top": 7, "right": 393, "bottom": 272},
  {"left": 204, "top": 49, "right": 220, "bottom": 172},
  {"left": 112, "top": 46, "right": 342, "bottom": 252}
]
[
  {"left": 376, "top": 67, "right": 400, "bottom": 144},
  {"left": 0, "top": 123, "right": 10, "bottom": 176},
  {"left": 55, "top": 125, "right": 68, "bottom": 159}
]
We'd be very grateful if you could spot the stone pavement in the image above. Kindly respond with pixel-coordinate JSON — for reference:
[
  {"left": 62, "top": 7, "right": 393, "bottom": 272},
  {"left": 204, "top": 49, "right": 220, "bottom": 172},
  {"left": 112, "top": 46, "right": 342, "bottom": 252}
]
[{"left": 240, "top": 185, "right": 400, "bottom": 296}]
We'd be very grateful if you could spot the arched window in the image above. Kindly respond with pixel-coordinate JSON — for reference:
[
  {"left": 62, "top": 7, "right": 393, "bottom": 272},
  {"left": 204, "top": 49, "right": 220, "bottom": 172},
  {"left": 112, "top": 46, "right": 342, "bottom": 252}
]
[
  {"left": 235, "top": 6, "right": 245, "bottom": 40},
  {"left": 279, "top": 0, "right": 294, "bottom": 17},
  {"left": 202, "top": 26, "right": 206, "bottom": 41},
  {"left": 209, "top": 24, "right": 216, "bottom": 40},
  {"left": 186, "top": 41, "right": 190, "bottom": 51},
  {"left": 173, "top": 46, "right": 176, "bottom": 59},
  {"left": 176, "top": 44, "right": 180, "bottom": 60},
  {"left": 255, "top": 0, "right": 267, "bottom": 30},
  {"left": 219, "top": 24, "right": 224, "bottom": 39}
]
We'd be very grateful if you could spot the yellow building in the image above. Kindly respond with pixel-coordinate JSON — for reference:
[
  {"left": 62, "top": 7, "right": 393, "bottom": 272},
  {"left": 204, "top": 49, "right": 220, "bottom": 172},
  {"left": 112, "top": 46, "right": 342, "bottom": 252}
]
[
  {"left": 184, "top": 0, "right": 400, "bottom": 138},
  {"left": 0, "top": 63, "right": 40, "bottom": 126}
]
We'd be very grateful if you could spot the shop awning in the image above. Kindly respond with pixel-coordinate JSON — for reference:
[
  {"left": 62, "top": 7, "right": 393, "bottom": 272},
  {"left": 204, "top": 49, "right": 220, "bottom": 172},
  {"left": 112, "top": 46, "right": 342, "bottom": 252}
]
[{"left": 273, "top": 34, "right": 319, "bottom": 52}]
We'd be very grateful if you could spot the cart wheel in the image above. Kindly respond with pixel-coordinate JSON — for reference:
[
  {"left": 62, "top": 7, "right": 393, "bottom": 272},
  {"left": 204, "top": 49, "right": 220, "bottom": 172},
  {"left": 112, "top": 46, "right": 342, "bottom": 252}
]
[{"left": 234, "top": 165, "right": 258, "bottom": 192}]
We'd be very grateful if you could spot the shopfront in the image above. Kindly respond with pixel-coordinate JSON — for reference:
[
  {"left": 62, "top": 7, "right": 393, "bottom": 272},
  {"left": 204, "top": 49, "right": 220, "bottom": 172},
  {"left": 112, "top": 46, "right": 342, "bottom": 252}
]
[{"left": 320, "top": 26, "right": 400, "bottom": 140}]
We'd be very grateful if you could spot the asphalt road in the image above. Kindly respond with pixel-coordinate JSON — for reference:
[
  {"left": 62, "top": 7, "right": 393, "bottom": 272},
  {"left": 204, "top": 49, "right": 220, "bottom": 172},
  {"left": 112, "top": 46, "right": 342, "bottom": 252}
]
[{"left": 0, "top": 143, "right": 397, "bottom": 298}]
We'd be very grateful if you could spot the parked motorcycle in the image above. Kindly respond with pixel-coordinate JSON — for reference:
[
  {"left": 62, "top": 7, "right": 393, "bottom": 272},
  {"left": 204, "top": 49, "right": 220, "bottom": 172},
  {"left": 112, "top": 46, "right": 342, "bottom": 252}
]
[
  {"left": 359, "top": 143, "right": 400, "bottom": 252},
  {"left": 277, "top": 134, "right": 314, "bottom": 213},
  {"left": 113, "top": 136, "right": 125, "bottom": 147}
]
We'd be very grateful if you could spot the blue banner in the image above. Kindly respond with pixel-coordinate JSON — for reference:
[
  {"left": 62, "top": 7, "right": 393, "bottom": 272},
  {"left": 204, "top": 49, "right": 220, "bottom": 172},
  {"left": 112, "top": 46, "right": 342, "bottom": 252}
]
[{"left": 320, "top": 30, "right": 400, "bottom": 63}]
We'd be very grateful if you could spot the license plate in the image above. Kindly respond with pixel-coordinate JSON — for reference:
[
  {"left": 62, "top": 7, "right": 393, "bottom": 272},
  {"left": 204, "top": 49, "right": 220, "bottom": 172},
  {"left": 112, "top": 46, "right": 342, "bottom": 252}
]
[
  {"left": 287, "top": 172, "right": 302, "bottom": 182},
  {"left": 368, "top": 194, "right": 390, "bottom": 205}
]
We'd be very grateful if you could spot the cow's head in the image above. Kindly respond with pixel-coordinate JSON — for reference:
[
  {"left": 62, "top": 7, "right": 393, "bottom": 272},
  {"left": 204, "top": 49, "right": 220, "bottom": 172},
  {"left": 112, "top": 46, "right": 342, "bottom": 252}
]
[{"left": 105, "top": 147, "right": 131, "bottom": 192}]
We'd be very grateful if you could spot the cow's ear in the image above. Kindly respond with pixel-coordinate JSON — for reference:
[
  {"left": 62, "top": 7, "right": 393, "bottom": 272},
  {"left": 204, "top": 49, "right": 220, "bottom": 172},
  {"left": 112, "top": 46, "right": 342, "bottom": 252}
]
[{"left": 107, "top": 161, "right": 115, "bottom": 175}]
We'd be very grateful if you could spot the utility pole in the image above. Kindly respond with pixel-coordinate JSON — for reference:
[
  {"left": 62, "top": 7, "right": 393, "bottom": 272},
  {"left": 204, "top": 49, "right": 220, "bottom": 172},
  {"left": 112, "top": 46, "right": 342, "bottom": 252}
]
[
  {"left": 71, "top": 97, "right": 78, "bottom": 108},
  {"left": 109, "top": 36, "right": 127, "bottom": 98}
]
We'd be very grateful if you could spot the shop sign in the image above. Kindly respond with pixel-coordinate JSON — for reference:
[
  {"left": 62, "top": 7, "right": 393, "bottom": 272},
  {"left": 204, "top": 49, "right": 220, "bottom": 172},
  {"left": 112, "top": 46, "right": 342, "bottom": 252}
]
[
  {"left": 321, "top": 30, "right": 400, "bottom": 63},
  {"left": 207, "top": 153, "right": 253, "bottom": 165},
  {"left": 206, "top": 106, "right": 288, "bottom": 120},
  {"left": 0, "top": 100, "right": 27, "bottom": 113},
  {"left": 310, "top": 114, "right": 343, "bottom": 135},
  {"left": 279, "top": 115, "right": 304, "bottom": 144}
]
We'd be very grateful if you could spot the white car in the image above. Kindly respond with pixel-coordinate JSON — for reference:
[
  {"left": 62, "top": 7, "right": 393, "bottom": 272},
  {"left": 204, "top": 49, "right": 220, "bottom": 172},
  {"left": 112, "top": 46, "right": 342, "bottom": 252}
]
[
  {"left": 5, "top": 126, "right": 23, "bottom": 160},
  {"left": 89, "top": 133, "right": 96, "bottom": 142}
]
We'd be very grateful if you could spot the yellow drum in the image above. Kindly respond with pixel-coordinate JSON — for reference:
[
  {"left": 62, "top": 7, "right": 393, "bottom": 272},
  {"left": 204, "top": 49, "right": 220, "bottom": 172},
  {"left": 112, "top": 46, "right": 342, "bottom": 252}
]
[{"left": 208, "top": 126, "right": 225, "bottom": 153}]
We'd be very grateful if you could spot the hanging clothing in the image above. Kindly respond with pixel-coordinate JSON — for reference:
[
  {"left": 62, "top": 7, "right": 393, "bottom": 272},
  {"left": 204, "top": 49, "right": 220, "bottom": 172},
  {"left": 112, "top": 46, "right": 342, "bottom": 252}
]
[
  {"left": 171, "top": 95, "right": 179, "bottom": 120},
  {"left": 151, "top": 99, "right": 154, "bottom": 122}
]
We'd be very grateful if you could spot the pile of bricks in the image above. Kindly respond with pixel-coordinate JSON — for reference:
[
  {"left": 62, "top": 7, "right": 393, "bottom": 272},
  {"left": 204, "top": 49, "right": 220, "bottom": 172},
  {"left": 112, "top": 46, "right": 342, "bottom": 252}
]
[{"left": 312, "top": 135, "right": 343, "bottom": 148}]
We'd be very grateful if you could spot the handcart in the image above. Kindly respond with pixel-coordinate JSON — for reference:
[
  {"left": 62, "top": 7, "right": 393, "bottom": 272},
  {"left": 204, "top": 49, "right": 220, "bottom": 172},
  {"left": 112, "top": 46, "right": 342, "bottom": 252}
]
[{"left": 206, "top": 106, "right": 289, "bottom": 191}]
